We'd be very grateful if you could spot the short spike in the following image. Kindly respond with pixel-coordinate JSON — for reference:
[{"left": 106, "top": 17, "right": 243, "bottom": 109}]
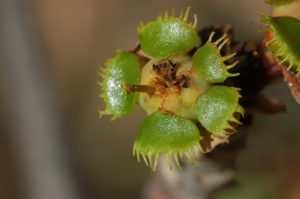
[
  {"left": 288, "top": 62, "right": 294, "bottom": 70},
  {"left": 279, "top": 56, "right": 289, "bottom": 64},
  {"left": 166, "top": 153, "right": 173, "bottom": 170},
  {"left": 229, "top": 117, "right": 242, "bottom": 125},
  {"left": 227, "top": 61, "right": 239, "bottom": 69},
  {"left": 214, "top": 33, "right": 227, "bottom": 46},
  {"left": 265, "top": 37, "right": 275, "bottom": 47},
  {"left": 185, "top": 152, "right": 193, "bottom": 163},
  {"left": 137, "top": 151, "right": 141, "bottom": 162},
  {"left": 183, "top": 7, "right": 191, "bottom": 22},
  {"left": 193, "top": 14, "right": 198, "bottom": 29},
  {"left": 274, "top": 48, "right": 284, "bottom": 55},
  {"left": 173, "top": 153, "right": 181, "bottom": 169},
  {"left": 142, "top": 153, "right": 149, "bottom": 166},
  {"left": 228, "top": 72, "right": 240, "bottom": 77},
  {"left": 222, "top": 53, "right": 237, "bottom": 61},
  {"left": 148, "top": 151, "right": 153, "bottom": 168},
  {"left": 217, "top": 38, "right": 229, "bottom": 50},
  {"left": 152, "top": 154, "right": 159, "bottom": 171},
  {"left": 207, "top": 31, "right": 215, "bottom": 43}
]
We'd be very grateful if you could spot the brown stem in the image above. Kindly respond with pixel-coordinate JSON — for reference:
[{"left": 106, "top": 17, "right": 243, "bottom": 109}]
[{"left": 124, "top": 84, "right": 156, "bottom": 95}]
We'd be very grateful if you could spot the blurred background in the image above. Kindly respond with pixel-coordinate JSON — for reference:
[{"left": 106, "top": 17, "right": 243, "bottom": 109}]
[{"left": 0, "top": 0, "right": 300, "bottom": 198}]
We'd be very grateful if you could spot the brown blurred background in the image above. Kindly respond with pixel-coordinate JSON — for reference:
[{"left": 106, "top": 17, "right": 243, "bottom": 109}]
[{"left": 1, "top": 0, "right": 300, "bottom": 199}]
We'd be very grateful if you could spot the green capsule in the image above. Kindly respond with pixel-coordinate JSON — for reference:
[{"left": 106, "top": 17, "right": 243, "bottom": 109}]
[
  {"left": 133, "top": 112, "right": 202, "bottom": 170},
  {"left": 98, "top": 51, "right": 140, "bottom": 119},
  {"left": 138, "top": 7, "right": 198, "bottom": 58},
  {"left": 98, "top": 7, "right": 248, "bottom": 172},
  {"left": 192, "top": 32, "right": 239, "bottom": 83},
  {"left": 194, "top": 86, "right": 244, "bottom": 136},
  {"left": 265, "top": 16, "right": 300, "bottom": 75}
]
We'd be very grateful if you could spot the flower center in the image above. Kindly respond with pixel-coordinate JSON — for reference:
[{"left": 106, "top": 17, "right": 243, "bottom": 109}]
[{"left": 139, "top": 55, "right": 210, "bottom": 119}]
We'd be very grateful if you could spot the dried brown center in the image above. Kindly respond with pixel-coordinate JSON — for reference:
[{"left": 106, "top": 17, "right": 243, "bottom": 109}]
[
  {"left": 152, "top": 60, "right": 190, "bottom": 91},
  {"left": 139, "top": 55, "right": 210, "bottom": 119}
]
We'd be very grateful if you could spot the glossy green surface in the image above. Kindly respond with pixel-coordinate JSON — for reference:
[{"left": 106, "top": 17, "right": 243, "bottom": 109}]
[
  {"left": 193, "top": 43, "right": 229, "bottom": 83},
  {"left": 138, "top": 12, "right": 197, "bottom": 58},
  {"left": 100, "top": 51, "right": 140, "bottom": 118},
  {"left": 267, "top": 16, "right": 300, "bottom": 73},
  {"left": 266, "top": 0, "right": 294, "bottom": 5},
  {"left": 194, "top": 86, "right": 243, "bottom": 135},
  {"left": 133, "top": 112, "right": 202, "bottom": 169},
  {"left": 135, "top": 112, "right": 201, "bottom": 152}
]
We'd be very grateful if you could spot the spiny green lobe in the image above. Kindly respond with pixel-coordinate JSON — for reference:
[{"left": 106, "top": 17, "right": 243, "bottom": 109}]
[
  {"left": 138, "top": 9, "right": 198, "bottom": 58},
  {"left": 192, "top": 33, "right": 238, "bottom": 83},
  {"left": 135, "top": 112, "right": 201, "bottom": 152},
  {"left": 265, "top": 0, "right": 294, "bottom": 6},
  {"left": 100, "top": 51, "right": 140, "bottom": 118},
  {"left": 133, "top": 112, "right": 202, "bottom": 169},
  {"left": 195, "top": 86, "right": 243, "bottom": 135},
  {"left": 266, "top": 16, "right": 300, "bottom": 74}
]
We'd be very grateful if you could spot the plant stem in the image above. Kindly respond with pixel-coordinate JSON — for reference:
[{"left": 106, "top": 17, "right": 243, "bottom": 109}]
[{"left": 124, "top": 84, "right": 156, "bottom": 95}]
